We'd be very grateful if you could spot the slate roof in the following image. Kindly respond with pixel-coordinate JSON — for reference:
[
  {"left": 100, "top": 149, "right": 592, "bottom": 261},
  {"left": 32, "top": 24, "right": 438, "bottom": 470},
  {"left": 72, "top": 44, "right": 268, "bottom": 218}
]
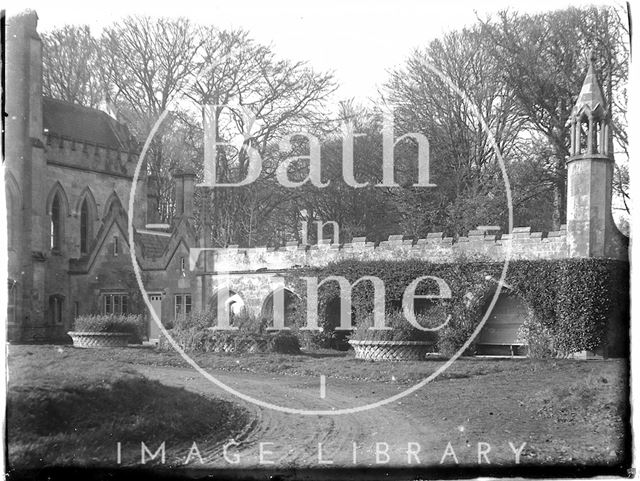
[
  {"left": 137, "top": 232, "right": 171, "bottom": 258},
  {"left": 43, "top": 97, "right": 138, "bottom": 151}
]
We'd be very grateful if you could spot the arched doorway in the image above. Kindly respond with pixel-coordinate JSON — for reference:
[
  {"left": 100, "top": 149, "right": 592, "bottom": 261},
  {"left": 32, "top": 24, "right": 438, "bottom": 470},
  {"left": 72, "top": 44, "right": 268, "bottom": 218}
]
[{"left": 476, "top": 292, "right": 528, "bottom": 356}]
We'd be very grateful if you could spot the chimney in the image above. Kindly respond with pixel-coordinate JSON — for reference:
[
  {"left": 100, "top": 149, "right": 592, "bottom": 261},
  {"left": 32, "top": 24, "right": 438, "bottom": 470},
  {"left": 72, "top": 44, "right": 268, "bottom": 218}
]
[
  {"left": 173, "top": 169, "right": 196, "bottom": 218},
  {"left": 6, "top": 11, "right": 42, "bottom": 140},
  {"left": 146, "top": 173, "right": 160, "bottom": 224}
]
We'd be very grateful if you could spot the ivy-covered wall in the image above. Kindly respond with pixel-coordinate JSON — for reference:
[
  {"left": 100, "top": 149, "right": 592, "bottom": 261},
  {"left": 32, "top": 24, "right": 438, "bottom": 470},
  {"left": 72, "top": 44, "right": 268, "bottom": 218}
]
[{"left": 285, "top": 258, "right": 629, "bottom": 358}]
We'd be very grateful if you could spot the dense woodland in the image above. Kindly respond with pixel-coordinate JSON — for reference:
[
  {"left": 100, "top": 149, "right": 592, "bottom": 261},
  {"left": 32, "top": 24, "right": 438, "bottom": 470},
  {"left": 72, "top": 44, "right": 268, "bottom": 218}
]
[{"left": 41, "top": 5, "right": 630, "bottom": 246}]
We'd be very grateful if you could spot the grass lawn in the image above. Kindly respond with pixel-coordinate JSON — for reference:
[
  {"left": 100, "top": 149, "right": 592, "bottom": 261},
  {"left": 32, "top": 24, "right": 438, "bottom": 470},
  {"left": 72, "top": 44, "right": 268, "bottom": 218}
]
[
  {"left": 6, "top": 345, "right": 250, "bottom": 470},
  {"left": 30, "top": 342, "right": 626, "bottom": 389}
]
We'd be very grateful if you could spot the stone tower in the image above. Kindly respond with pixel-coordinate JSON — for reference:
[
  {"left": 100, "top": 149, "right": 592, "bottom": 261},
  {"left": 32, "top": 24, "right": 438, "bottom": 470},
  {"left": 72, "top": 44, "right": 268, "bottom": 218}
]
[
  {"left": 5, "top": 10, "right": 48, "bottom": 340},
  {"left": 566, "top": 55, "right": 626, "bottom": 259}
]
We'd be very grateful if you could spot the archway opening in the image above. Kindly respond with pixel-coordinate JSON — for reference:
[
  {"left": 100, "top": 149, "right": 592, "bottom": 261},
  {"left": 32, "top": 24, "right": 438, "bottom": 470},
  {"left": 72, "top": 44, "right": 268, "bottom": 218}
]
[
  {"left": 208, "top": 289, "right": 245, "bottom": 325},
  {"left": 476, "top": 292, "right": 528, "bottom": 356},
  {"left": 260, "top": 288, "right": 299, "bottom": 328}
]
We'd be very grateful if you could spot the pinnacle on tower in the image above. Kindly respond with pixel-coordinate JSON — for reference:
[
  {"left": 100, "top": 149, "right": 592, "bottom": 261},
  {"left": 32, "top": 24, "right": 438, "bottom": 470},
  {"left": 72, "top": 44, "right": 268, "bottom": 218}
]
[
  {"left": 568, "top": 51, "right": 611, "bottom": 158},
  {"left": 571, "top": 51, "right": 607, "bottom": 120}
]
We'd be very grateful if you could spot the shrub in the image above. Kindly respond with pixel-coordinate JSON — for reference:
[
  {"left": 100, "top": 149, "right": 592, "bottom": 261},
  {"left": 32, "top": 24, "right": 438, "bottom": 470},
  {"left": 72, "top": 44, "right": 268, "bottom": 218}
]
[
  {"left": 159, "top": 310, "right": 300, "bottom": 355},
  {"left": 268, "top": 330, "right": 301, "bottom": 354},
  {"left": 297, "top": 330, "right": 335, "bottom": 350},
  {"left": 437, "top": 303, "right": 480, "bottom": 357},
  {"left": 173, "top": 310, "right": 215, "bottom": 331},
  {"left": 230, "top": 309, "right": 270, "bottom": 334},
  {"left": 350, "top": 309, "right": 436, "bottom": 343},
  {"left": 73, "top": 314, "right": 145, "bottom": 344},
  {"left": 280, "top": 295, "right": 337, "bottom": 350},
  {"left": 518, "top": 310, "right": 557, "bottom": 359}
]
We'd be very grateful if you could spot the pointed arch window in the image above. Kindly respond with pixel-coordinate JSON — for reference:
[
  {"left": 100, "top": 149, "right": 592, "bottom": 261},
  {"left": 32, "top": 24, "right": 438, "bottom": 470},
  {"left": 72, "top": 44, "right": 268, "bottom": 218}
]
[
  {"left": 80, "top": 198, "right": 90, "bottom": 254},
  {"left": 51, "top": 193, "right": 62, "bottom": 251}
]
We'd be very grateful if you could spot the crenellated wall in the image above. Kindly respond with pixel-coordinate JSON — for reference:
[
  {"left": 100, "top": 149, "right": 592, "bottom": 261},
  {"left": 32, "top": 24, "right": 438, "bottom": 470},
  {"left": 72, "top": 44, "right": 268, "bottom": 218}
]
[
  {"left": 45, "top": 133, "right": 140, "bottom": 179},
  {"left": 193, "top": 225, "right": 570, "bottom": 275}
]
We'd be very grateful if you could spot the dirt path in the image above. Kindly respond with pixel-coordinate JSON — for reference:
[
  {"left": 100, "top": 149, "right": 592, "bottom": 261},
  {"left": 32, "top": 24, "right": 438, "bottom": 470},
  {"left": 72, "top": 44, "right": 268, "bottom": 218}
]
[
  {"left": 136, "top": 365, "right": 459, "bottom": 468},
  {"left": 133, "top": 362, "right": 624, "bottom": 470}
]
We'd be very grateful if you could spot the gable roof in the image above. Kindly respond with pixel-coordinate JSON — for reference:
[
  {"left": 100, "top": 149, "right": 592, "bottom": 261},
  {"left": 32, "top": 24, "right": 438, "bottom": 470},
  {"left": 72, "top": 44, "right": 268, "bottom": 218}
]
[
  {"left": 137, "top": 217, "right": 198, "bottom": 270},
  {"left": 69, "top": 201, "right": 197, "bottom": 273},
  {"left": 69, "top": 206, "right": 138, "bottom": 274},
  {"left": 43, "top": 97, "right": 138, "bottom": 152},
  {"left": 137, "top": 232, "right": 172, "bottom": 258}
]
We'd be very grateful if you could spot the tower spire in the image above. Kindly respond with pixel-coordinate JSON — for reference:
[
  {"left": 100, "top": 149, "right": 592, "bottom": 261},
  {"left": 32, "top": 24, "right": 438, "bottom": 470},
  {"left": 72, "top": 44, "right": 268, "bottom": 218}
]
[
  {"left": 565, "top": 53, "right": 621, "bottom": 258},
  {"left": 571, "top": 51, "right": 607, "bottom": 121},
  {"left": 568, "top": 52, "right": 610, "bottom": 158}
]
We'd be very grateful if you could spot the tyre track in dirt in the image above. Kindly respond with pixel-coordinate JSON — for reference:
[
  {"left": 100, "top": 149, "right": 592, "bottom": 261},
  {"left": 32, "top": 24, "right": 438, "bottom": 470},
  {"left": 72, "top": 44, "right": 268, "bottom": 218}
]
[{"left": 136, "top": 365, "right": 449, "bottom": 468}]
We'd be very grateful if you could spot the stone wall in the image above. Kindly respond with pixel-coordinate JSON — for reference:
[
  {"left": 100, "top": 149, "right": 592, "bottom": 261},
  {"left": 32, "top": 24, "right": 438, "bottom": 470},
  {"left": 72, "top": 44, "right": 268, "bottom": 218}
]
[
  {"left": 45, "top": 134, "right": 140, "bottom": 180},
  {"left": 193, "top": 225, "right": 570, "bottom": 275}
]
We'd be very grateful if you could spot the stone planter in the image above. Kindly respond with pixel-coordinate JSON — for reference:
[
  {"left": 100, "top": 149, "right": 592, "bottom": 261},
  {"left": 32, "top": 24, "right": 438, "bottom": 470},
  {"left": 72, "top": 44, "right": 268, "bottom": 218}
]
[
  {"left": 349, "top": 340, "right": 434, "bottom": 361},
  {"left": 68, "top": 331, "right": 130, "bottom": 348}
]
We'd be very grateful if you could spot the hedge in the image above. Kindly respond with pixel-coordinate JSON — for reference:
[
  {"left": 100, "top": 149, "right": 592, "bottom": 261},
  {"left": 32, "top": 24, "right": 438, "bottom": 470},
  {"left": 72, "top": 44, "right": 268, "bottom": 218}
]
[
  {"left": 350, "top": 309, "right": 436, "bottom": 342},
  {"left": 73, "top": 314, "right": 145, "bottom": 344},
  {"left": 285, "top": 258, "right": 629, "bottom": 357},
  {"left": 159, "top": 310, "right": 301, "bottom": 355}
]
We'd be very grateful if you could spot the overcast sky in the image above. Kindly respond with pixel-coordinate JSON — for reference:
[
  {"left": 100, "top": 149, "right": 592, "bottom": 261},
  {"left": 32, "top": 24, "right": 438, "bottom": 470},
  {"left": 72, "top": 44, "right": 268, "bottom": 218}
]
[{"left": 6, "top": 0, "right": 624, "bottom": 103}]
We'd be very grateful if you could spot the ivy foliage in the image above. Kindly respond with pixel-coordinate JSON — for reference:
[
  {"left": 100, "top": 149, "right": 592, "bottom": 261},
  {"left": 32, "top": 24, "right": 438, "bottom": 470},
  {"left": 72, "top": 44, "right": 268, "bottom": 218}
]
[{"left": 288, "top": 258, "right": 629, "bottom": 357}]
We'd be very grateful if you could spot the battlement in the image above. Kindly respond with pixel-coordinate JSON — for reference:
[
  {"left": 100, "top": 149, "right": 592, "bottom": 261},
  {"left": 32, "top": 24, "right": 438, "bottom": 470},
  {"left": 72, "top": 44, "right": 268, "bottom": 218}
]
[
  {"left": 45, "top": 133, "right": 140, "bottom": 178},
  {"left": 193, "top": 225, "right": 569, "bottom": 274}
]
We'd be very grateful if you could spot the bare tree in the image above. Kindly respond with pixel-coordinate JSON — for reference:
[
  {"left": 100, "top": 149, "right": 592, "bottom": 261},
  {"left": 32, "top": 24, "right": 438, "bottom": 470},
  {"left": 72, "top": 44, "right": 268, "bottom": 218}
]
[
  {"left": 385, "top": 25, "right": 526, "bottom": 237},
  {"left": 480, "top": 5, "right": 630, "bottom": 222},
  {"left": 185, "top": 26, "right": 336, "bottom": 246},
  {"left": 42, "top": 26, "right": 105, "bottom": 107},
  {"left": 99, "top": 16, "right": 204, "bottom": 221}
]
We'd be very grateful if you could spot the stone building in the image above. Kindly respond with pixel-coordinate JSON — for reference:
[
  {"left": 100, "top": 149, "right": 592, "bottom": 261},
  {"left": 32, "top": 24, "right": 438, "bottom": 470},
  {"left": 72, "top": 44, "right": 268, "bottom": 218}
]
[
  {"left": 5, "top": 11, "right": 202, "bottom": 342},
  {"left": 3, "top": 11, "right": 629, "bottom": 353}
]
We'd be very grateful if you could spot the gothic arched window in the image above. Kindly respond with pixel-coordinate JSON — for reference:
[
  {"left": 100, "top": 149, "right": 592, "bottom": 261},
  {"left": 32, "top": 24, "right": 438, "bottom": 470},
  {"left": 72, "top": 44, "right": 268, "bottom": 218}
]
[
  {"left": 80, "top": 198, "right": 90, "bottom": 254},
  {"left": 51, "top": 193, "right": 62, "bottom": 251}
]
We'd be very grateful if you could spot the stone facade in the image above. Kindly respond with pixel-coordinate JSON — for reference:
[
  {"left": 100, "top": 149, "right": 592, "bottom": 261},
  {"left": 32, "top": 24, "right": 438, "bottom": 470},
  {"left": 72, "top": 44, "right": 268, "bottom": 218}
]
[{"left": 4, "top": 11, "right": 200, "bottom": 341}]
